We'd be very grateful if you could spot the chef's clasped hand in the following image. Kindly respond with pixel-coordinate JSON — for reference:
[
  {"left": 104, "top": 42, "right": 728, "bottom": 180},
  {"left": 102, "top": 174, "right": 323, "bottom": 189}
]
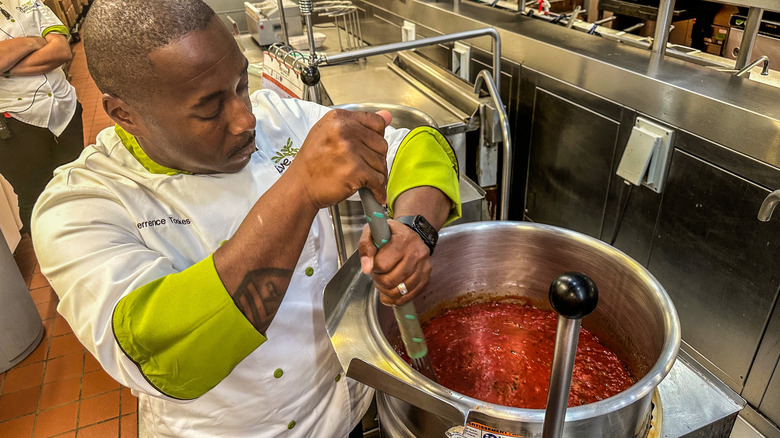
[{"left": 358, "top": 220, "right": 432, "bottom": 306}]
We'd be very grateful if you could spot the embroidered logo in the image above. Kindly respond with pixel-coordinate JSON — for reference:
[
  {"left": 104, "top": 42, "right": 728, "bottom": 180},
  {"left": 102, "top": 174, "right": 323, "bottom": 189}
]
[
  {"left": 16, "top": 1, "right": 39, "bottom": 14},
  {"left": 271, "top": 138, "right": 298, "bottom": 174}
]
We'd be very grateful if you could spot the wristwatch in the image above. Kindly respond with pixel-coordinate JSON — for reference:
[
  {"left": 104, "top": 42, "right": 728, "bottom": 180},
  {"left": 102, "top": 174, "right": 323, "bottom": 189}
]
[{"left": 396, "top": 215, "right": 438, "bottom": 255}]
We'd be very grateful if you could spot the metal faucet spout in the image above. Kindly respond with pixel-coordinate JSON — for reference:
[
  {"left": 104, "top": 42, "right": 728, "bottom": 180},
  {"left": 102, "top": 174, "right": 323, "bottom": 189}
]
[
  {"left": 735, "top": 55, "right": 770, "bottom": 77},
  {"left": 758, "top": 190, "right": 780, "bottom": 221}
]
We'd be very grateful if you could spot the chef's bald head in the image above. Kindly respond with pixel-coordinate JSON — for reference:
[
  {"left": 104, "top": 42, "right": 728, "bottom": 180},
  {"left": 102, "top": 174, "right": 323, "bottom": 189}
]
[{"left": 83, "top": 0, "right": 216, "bottom": 107}]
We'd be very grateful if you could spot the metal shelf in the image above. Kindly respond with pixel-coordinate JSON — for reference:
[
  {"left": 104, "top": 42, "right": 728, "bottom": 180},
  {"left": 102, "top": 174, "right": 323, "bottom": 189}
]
[{"left": 705, "top": 0, "right": 780, "bottom": 13}]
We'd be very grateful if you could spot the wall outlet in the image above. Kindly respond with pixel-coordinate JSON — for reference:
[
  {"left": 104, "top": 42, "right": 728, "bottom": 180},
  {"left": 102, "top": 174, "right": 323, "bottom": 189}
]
[
  {"left": 402, "top": 20, "right": 416, "bottom": 42},
  {"left": 616, "top": 117, "right": 675, "bottom": 193},
  {"left": 452, "top": 41, "right": 471, "bottom": 80}
]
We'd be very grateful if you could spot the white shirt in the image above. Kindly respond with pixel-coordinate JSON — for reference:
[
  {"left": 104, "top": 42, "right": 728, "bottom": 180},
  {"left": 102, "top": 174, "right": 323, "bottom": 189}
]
[
  {"left": 0, "top": 0, "right": 77, "bottom": 136},
  {"left": 32, "top": 90, "right": 406, "bottom": 437}
]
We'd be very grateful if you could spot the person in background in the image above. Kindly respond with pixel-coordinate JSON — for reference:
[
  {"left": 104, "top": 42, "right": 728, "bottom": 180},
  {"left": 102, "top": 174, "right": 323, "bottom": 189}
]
[
  {"left": 31, "top": 0, "right": 460, "bottom": 436},
  {"left": 0, "top": 0, "right": 83, "bottom": 235}
]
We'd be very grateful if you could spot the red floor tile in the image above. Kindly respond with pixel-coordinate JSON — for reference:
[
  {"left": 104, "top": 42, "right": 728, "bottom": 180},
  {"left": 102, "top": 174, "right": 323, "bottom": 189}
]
[
  {"left": 30, "top": 287, "right": 57, "bottom": 305},
  {"left": 41, "top": 320, "right": 53, "bottom": 339},
  {"left": 0, "top": 386, "right": 41, "bottom": 422},
  {"left": 35, "top": 300, "right": 57, "bottom": 321},
  {"left": 47, "top": 335, "right": 85, "bottom": 360},
  {"left": 78, "top": 391, "right": 120, "bottom": 427},
  {"left": 0, "top": 413, "right": 35, "bottom": 438},
  {"left": 43, "top": 353, "right": 83, "bottom": 384},
  {"left": 51, "top": 316, "right": 73, "bottom": 338},
  {"left": 38, "top": 376, "right": 81, "bottom": 411},
  {"left": 82, "top": 354, "right": 100, "bottom": 374},
  {"left": 15, "top": 337, "right": 48, "bottom": 368},
  {"left": 119, "top": 413, "right": 137, "bottom": 438},
  {"left": 119, "top": 388, "right": 136, "bottom": 416},
  {"left": 29, "top": 274, "right": 50, "bottom": 290},
  {"left": 76, "top": 418, "right": 118, "bottom": 438},
  {"left": 81, "top": 370, "right": 119, "bottom": 398},
  {"left": 2, "top": 363, "right": 44, "bottom": 394},
  {"left": 33, "top": 402, "right": 78, "bottom": 438}
]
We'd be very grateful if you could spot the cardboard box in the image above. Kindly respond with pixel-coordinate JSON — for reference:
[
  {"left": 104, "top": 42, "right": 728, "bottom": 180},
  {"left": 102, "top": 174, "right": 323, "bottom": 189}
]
[
  {"left": 713, "top": 5, "right": 739, "bottom": 27},
  {"left": 65, "top": 5, "right": 76, "bottom": 27},
  {"left": 43, "top": 0, "right": 67, "bottom": 25},
  {"left": 668, "top": 18, "right": 694, "bottom": 47},
  {"left": 704, "top": 42, "right": 723, "bottom": 56},
  {"left": 59, "top": 0, "right": 72, "bottom": 15},
  {"left": 711, "top": 24, "right": 729, "bottom": 44}
]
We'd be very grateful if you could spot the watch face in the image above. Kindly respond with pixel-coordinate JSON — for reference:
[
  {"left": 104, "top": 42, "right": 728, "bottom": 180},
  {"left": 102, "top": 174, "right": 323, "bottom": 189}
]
[{"left": 413, "top": 216, "right": 438, "bottom": 246}]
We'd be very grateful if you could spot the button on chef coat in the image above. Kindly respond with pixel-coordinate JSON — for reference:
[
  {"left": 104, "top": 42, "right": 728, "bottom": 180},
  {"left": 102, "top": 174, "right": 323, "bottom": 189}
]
[
  {"left": 0, "top": 0, "right": 77, "bottom": 136},
  {"left": 32, "top": 90, "right": 409, "bottom": 437}
]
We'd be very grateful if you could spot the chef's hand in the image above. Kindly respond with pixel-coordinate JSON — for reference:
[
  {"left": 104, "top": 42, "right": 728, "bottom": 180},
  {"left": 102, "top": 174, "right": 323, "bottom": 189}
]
[
  {"left": 290, "top": 109, "right": 392, "bottom": 210},
  {"left": 358, "top": 220, "right": 432, "bottom": 306}
]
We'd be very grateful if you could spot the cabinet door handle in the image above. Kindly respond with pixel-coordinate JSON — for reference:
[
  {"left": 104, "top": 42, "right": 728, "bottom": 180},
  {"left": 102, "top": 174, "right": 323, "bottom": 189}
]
[{"left": 758, "top": 190, "right": 780, "bottom": 221}]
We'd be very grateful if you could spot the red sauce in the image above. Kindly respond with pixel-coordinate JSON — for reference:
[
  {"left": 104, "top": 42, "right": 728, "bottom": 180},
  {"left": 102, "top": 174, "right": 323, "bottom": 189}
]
[{"left": 398, "top": 301, "right": 636, "bottom": 409}]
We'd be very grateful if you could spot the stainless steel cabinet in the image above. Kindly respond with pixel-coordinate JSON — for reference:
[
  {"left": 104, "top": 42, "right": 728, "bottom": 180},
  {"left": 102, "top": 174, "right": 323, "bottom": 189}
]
[
  {"left": 525, "top": 87, "right": 622, "bottom": 238},
  {"left": 647, "top": 150, "right": 780, "bottom": 392},
  {"left": 743, "top": 289, "right": 780, "bottom": 427}
]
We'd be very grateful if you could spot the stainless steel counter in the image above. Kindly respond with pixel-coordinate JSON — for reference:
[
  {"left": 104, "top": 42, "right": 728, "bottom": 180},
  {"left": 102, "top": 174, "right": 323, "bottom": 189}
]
[
  {"left": 659, "top": 352, "right": 745, "bottom": 437},
  {"left": 319, "top": 56, "right": 465, "bottom": 129}
]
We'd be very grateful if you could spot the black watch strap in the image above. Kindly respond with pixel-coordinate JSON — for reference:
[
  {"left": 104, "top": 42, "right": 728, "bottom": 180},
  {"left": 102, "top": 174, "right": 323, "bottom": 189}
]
[{"left": 396, "top": 215, "right": 438, "bottom": 255}]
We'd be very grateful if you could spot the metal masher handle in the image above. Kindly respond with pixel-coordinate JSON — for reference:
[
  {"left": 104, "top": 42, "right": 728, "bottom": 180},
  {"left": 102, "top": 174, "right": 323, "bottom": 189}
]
[
  {"left": 542, "top": 272, "right": 599, "bottom": 438},
  {"left": 357, "top": 188, "right": 430, "bottom": 361}
]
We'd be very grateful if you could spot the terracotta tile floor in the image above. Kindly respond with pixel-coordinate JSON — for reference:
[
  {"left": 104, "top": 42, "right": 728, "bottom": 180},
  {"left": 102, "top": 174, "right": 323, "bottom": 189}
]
[{"left": 0, "top": 41, "right": 136, "bottom": 438}]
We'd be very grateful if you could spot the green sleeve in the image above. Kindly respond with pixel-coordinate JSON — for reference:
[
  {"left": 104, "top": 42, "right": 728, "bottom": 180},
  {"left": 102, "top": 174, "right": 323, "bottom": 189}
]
[
  {"left": 387, "top": 126, "right": 461, "bottom": 225},
  {"left": 112, "top": 255, "right": 266, "bottom": 400},
  {"left": 42, "top": 25, "right": 70, "bottom": 38}
]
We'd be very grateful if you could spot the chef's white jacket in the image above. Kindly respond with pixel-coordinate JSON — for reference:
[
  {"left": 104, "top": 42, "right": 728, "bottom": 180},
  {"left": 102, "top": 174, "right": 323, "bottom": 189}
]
[
  {"left": 0, "top": 0, "right": 77, "bottom": 136},
  {"left": 32, "top": 90, "right": 460, "bottom": 437}
]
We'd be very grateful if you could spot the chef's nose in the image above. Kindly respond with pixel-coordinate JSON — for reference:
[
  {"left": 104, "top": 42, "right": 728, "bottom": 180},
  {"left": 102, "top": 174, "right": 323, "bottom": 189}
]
[{"left": 227, "top": 95, "right": 256, "bottom": 136}]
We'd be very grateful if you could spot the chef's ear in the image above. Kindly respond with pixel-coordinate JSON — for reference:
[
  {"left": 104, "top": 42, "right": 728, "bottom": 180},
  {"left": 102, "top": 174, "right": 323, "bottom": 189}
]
[{"left": 102, "top": 93, "right": 145, "bottom": 136}]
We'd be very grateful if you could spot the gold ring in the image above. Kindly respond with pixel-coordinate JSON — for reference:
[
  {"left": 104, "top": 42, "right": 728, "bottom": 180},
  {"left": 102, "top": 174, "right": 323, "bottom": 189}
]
[{"left": 397, "top": 282, "right": 408, "bottom": 296}]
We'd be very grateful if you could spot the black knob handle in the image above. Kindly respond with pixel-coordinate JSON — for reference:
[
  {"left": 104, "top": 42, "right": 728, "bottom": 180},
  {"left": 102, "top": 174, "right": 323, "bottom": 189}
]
[
  {"left": 300, "top": 65, "right": 321, "bottom": 86},
  {"left": 549, "top": 272, "right": 599, "bottom": 319}
]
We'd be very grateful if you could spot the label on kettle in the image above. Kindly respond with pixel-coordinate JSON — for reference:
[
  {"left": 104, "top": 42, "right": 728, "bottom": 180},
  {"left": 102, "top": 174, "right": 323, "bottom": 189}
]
[{"left": 446, "top": 422, "right": 526, "bottom": 438}]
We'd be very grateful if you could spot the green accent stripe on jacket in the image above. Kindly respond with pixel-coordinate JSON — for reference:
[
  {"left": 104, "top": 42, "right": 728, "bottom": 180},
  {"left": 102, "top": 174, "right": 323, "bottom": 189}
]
[
  {"left": 115, "top": 125, "right": 192, "bottom": 175},
  {"left": 112, "top": 255, "right": 266, "bottom": 400},
  {"left": 387, "top": 126, "right": 461, "bottom": 225}
]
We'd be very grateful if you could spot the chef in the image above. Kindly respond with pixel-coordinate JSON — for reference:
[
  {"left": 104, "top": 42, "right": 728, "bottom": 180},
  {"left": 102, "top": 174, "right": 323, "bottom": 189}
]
[
  {"left": 0, "top": 0, "right": 83, "bottom": 234},
  {"left": 31, "top": 0, "right": 460, "bottom": 437}
]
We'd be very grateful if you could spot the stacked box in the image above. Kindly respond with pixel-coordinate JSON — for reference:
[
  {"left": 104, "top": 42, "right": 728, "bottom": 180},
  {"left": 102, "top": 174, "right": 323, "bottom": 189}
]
[
  {"left": 43, "top": 0, "right": 68, "bottom": 26},
  {"left": 65, "top": 5, "right": 76, "bottom": 27}
]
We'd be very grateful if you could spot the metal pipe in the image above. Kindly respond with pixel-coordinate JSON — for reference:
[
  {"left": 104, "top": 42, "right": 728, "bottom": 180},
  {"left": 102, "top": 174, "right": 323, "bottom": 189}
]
[
  {"left": 276, "top": 0, "right": 291, "bottom": 47},
  {"left": 734, "top": 55, "right": 769, "bottom": 77},
  {"left": 543, "top": 317, "right": 581, "bottom": 438},
  {"left": 324, "top": 27, "right": 502, "bottom": 96},
  {"left": 617, "top": 22, "right": 645, "bottom": 35},
  {"left": 300, "top": 0, "right": 350, "bottom": 265},
  {"left": 304, "top": 14, "right": 318, "bottom": 56},
  {"left": 475, "top": 70, "right": 512, "bottom": 221},
  {"left": 565, "top": 5, "right": 581, "bottom": 29},
  {"left": 735, "top": 8, "right": 764, "bottom": 70},
  {"left": 650, "top": 0, "right": 676, "bottom": 55},
  {"left": 329, "top": 205, "right": 348, "bottom": 266}
]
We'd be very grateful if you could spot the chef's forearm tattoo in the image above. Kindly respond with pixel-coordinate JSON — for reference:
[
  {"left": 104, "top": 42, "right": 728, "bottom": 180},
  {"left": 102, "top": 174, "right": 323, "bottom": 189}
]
[{"left": 231, "top": 267, "right": 293, "bottom": 334}]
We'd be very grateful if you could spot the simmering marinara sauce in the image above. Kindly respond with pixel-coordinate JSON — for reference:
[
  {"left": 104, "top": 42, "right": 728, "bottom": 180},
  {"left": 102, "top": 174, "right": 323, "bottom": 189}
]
[{"left": 399, "top": 301, "right": 635, "bottom": 409}]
